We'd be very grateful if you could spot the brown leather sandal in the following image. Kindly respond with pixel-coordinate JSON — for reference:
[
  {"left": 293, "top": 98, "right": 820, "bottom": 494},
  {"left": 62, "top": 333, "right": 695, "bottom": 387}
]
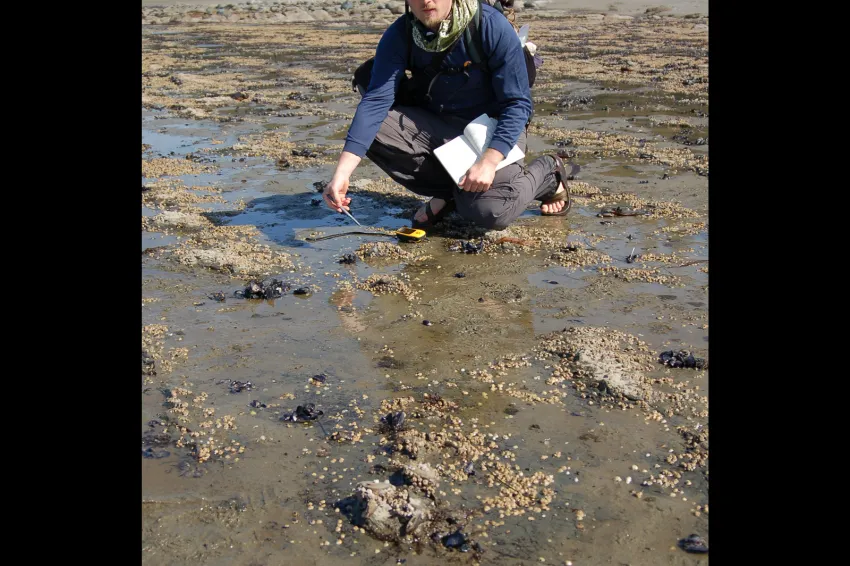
[
  {"left": 412, "top": 198, "right": 456, "bottom": 229},
  {"left": 540, "top": 155, "right": 575, "bottom": 217}
]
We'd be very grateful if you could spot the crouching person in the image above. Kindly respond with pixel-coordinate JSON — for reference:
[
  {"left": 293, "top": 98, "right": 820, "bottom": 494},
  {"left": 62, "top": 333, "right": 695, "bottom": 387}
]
[{"left": 323, "top": 0, "right": 572, "bottom": 231}]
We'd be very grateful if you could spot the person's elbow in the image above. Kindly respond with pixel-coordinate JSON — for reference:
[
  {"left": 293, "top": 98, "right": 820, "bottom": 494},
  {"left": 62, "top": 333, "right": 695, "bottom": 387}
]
[
  {"left": 363, "top": 73, "right": 399, "bottom": 105},
  {"left": 500, "top": 94, "right": 532, "bottom": 122}
]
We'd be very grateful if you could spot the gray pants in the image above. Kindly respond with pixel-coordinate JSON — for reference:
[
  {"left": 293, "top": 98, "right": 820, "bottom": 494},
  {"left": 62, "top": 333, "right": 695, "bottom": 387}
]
[{"left": 365, "top": 106, "right": 560, "bottom": 230}]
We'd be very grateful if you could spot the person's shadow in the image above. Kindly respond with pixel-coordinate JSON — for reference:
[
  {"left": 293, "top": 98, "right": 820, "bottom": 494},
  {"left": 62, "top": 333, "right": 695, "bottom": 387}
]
[{"left": 203, "top": 182, "right": 428, "bottom": 247}]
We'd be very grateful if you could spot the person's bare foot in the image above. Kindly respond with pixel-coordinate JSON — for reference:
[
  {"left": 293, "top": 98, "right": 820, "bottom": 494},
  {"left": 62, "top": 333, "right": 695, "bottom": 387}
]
[
  {"left": 414, "top": 197, "right": 447, "bottom": 224},
  {"left": 540, "top": 183, "right": 567, "bottom": 214}
]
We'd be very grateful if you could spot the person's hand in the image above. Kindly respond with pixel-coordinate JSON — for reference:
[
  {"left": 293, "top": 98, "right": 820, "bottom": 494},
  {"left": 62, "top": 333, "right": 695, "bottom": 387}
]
[
  {"left": 459, "top": 148, "right": 503, "bottom": 192},
  {"left": 323, "top": 174, "right": 352, "bottom": 212},
  {"left": 459, "top": 159, "right": 497, "bottom": 193}
]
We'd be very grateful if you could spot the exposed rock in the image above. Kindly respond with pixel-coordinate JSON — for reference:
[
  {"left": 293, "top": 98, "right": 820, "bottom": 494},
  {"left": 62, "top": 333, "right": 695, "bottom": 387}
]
[{"left": 354, "top": 481, "right": 434, "bottom": 540}]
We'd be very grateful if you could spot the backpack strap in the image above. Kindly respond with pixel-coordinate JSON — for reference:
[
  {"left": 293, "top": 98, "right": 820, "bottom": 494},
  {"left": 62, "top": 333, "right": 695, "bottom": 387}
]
[
  {"left": 405, "top": 2, "right": 412, "bottom": 70},
  {"left": 464, "top": 1, "right": 487, "bottom": 70}
]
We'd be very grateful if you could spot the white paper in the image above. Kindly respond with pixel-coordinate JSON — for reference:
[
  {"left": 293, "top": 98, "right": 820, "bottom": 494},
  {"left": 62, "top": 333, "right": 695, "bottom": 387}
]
[
  {"left": 433, "top": 114, "right": 525, "bottom": 185},
  {"left": 433, "top": 136, "right": 481, "bottom": 187},
  {"left": 463, "top": 114, "right": 498, "bottom": 154},
  {"left": 518, "top": 24, "right": 530, "bottom": 48}
]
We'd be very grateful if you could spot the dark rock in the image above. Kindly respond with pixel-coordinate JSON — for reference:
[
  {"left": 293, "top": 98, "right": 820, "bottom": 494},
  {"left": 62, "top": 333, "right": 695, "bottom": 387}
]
[
  {"left": 236, "top": 278, "right": 290, "bottom": 300},
  {"left": 142, "top": 350, "right": 156, "bottom": 376},
  {"left": 282, "top": 403, "right": 324, "bottom": 422},
  {"left": 142, "top": 447, "right": 170, "bottom": 459},
  {"left": 679, "top": 534, "right": 708, "bottom": 553},
  {"left": 659, "top": 350, "right": 706, "bottom": 369},
  {"left": 442, "top": 530, "right": 468, "bottom": 551},
  {"left": 380, "top": 411, "right": 406, "bottom": 431},
  {"left": 229, "top": 380, "right": 255, "bottom": 394},
  {"left": 377, "top": 356, "right": 404, "bottom": 369},
  {"left": 462, "top": 240, "right": 484, "bottom": 254}
]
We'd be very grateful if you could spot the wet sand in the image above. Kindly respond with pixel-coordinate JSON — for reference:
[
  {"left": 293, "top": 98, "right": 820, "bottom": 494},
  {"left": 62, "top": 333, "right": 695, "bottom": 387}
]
[{"left": 142, "top": 4, "right": 708, "bottom": 565}]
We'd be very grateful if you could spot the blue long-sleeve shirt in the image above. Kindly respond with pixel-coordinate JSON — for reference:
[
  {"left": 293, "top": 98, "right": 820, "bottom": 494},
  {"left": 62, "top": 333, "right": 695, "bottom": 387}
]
[{"left": 343, "top": 4, "right": 532, "bottom": 160}]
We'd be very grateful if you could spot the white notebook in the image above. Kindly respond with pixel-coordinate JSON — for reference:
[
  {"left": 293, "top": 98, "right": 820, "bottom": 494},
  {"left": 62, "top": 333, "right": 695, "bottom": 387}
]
[{"left": 433, "top": 114, "right": 525, "bottom": 186}]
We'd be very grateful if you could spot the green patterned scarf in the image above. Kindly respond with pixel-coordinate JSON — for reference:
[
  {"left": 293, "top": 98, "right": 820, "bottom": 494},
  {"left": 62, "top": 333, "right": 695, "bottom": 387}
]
[{"left": 411, "top": 0, "right": 479, "bottom": 53}]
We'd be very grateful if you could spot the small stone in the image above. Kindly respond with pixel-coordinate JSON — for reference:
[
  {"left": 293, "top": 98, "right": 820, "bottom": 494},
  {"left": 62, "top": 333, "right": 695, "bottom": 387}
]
[{"left": 679, "top": 534, "right": 708, "bottom": 554}]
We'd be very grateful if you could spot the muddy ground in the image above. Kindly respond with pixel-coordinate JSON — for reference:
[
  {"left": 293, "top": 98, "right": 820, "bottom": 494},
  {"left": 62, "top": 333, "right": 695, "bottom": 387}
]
[{"left": 142, "top": 7, "right": 708, "bottom": 566}]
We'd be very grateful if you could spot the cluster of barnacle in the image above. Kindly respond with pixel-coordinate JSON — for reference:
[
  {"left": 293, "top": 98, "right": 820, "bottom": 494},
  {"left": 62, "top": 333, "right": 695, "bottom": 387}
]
[
  {"left": 395, "top": 461, "right": 440, "bottom": 499},
  {"left": 675, "top": 424, "right": 709, "bottom": 471},
  {"left": 356, "top": 274, "right": 418, "bottom": 301},
  {"left": 481, "top": 460, "right": 555, "bottom": 517},
  {"left": 420, "top": 393, "right": 459, "bottom": 414},
  {"left": 641, "top": 468, "right": 682, "bottom": 489},
  {"left": 356, "top": 242, "right": 414, "bottom": 260}
]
